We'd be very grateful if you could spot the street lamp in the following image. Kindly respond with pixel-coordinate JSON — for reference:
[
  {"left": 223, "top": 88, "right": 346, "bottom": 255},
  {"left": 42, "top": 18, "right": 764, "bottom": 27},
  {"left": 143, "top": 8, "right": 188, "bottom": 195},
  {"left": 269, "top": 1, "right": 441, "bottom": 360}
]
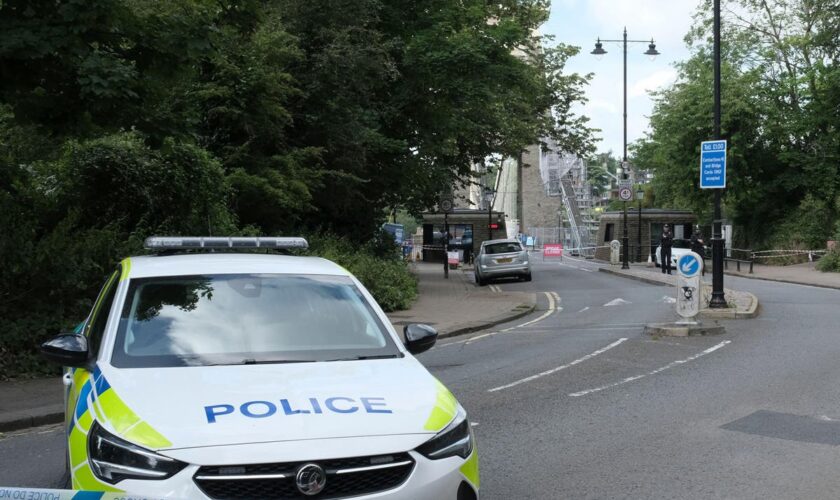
[
  {"left": 636, "top": 187, "right": 645, "bottom": 262},
  {"left": 709, "top": 0, "right": 727, "bottom": 307},
  {"left": 485, "top": 188, "right": 496, "bottom": 240},
  {"left": 592, "top": 28, "right": 660, "bottom": 270}
]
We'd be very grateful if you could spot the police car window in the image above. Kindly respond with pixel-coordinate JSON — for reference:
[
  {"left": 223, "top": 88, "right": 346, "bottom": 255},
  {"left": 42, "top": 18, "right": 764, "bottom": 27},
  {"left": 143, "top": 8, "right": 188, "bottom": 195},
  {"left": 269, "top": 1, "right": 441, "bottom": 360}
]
[
  {"left": 86, "top": 270, "right": 119, "bottom": 357},
  {"left": 111, "top": 274, "right": 400, "bottom": 368}
]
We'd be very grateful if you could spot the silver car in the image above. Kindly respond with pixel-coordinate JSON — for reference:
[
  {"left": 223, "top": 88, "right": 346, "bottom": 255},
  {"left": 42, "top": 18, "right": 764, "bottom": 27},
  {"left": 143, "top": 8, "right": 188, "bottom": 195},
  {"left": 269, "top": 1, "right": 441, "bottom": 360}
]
[{"left": 474, "top": 239, "right": 532, "bottom": 285}]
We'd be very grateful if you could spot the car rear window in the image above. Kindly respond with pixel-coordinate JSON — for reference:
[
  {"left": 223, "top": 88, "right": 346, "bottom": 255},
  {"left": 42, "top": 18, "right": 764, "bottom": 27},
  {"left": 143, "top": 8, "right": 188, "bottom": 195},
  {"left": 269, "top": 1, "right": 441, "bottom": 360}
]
[
  {"left": 111, "top": 274, "right": 400, "bottom": 368},
  {"left": 485, "top": 242, "right": 523, "bottom": 254}
]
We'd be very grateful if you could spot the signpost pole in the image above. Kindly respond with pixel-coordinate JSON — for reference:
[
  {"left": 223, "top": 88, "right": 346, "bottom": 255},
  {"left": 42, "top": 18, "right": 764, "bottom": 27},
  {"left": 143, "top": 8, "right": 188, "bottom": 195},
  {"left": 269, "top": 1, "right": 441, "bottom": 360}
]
[
  {"left": 709, "top": 0, "right": 726, "bottom": 308},
  {"left": 622, "top": 201, "right": 629, "bottom": 269},
  {"left": 621, "top": 29, "right": 630, "bottom": 271},
  {"left": 443, "top": 212, "right": 449, "bottom": 279},
  {"left": 618, "top": 180, "right": 633, "bottom": 269}
]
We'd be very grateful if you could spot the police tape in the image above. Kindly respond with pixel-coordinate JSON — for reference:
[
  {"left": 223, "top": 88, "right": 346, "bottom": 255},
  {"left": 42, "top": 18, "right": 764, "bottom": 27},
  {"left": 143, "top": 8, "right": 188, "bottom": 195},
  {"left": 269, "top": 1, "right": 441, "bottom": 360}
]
[
  {"left": 529, "top": 245, "right": 609, "bottom": 252},
  {"left": 751, "top": 249, "right": 828, "bottom": 260},
  {"left": 0, "top": 487, "right": 169, "bottom": 500}
]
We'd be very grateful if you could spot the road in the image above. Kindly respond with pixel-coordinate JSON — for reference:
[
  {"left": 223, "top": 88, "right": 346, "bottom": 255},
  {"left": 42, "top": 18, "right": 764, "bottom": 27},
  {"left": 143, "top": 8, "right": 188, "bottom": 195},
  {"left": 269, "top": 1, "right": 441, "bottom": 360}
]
[{"left": 3, "top": 258, "right": 840, "bottom": 498}]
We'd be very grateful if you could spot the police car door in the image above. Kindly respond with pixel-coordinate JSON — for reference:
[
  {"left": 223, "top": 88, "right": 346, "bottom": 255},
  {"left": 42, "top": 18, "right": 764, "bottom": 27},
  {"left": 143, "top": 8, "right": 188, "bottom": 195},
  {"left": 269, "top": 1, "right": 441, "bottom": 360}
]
[{"left": 65, "top": 268, "right": 119, "bottom": 433}]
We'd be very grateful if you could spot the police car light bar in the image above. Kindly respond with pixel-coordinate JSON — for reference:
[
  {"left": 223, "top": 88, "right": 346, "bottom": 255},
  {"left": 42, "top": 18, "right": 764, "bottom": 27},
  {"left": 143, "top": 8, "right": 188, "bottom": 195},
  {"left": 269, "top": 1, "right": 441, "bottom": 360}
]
[{"left": 144, "top": 236, "right": 309, "bottom": 251}]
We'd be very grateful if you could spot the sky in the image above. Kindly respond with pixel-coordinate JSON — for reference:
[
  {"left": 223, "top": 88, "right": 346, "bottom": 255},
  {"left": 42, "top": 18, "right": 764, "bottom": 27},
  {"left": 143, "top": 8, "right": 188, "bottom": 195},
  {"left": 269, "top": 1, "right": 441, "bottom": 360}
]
[{"left": 543, "top": 0, "right": 705, "bottom": 158}]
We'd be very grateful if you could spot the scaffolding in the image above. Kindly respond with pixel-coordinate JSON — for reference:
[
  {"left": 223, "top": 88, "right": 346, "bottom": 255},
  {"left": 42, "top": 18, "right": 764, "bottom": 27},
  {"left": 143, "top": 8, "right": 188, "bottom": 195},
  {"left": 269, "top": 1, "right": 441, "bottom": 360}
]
[{"left": 538, "top": 141, "right": 596, "bottom": 255}]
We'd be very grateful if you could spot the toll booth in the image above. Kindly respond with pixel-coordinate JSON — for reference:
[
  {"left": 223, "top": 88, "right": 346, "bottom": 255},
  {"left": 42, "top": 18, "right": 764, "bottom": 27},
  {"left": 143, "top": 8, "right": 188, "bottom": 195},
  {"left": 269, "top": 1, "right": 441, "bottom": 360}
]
[
  {"left": 594, "top": 209, "right": 698, "bottom": 262},
  {"left": 421, "top": 209, "right": 507, "bottom": 264}
]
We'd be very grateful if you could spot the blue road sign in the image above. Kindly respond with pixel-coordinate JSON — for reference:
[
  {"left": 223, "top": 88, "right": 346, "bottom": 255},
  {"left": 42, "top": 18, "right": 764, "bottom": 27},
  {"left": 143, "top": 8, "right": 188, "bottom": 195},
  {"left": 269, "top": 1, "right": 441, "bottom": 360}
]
[
  {"left": 677, "top": 253, "right": 701, "bottom": 278},
  {"left": 700, "top": 140, "right": 727, "bottom": 189}
]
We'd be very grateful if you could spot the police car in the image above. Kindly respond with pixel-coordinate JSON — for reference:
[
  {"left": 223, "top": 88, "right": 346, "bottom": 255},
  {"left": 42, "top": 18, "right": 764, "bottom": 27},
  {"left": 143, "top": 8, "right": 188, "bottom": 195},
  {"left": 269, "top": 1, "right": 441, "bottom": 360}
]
[{"left": 41, "top": 237, "right": 479, "bottom": 499}]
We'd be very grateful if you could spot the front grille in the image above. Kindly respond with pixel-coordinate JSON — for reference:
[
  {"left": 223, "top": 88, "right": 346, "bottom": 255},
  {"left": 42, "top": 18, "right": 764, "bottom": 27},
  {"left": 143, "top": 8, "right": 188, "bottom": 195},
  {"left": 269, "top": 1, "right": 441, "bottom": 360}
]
[{"left": 194, "top": 453, "right": 415, "bottom": 499}]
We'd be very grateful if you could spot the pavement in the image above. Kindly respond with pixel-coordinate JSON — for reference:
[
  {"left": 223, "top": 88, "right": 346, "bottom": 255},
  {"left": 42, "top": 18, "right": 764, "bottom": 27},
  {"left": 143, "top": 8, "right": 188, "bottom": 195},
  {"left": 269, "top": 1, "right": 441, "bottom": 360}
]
[
  {"left": 0, "top": 261, "right": 536, "bottom": 434},
  {"left": 726, "top": 260, "right": 840, "bottom": 290},
  {"left": 0, "top": 377, "right": 63, "bottom": 433},
  {"left": 386, "top": 261, "right": 537, "bottom": 338}
]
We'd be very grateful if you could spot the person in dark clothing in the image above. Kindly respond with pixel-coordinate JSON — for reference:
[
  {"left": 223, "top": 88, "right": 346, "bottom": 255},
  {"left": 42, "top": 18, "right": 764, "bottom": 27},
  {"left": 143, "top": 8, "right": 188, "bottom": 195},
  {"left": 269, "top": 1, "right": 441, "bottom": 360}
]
[
  {"left": 660, "top": 224, "right": 674, "bottom": 274},
  {"left": 690, "top": 226, "right": 706, "bottom": 276}
]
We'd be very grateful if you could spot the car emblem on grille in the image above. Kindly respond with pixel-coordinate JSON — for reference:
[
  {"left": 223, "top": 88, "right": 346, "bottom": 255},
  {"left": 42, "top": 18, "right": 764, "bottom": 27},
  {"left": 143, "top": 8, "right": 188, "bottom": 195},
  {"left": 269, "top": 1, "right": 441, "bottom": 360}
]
[{"left": 296, "top": 463, "right": 327, "bottom": 496}]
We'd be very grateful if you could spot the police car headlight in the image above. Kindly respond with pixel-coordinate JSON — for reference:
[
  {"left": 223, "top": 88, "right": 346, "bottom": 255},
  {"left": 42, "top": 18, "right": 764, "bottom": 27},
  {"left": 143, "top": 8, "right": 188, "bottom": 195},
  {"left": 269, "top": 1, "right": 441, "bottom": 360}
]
[
  {"left": 89, "top": 422, "right": 186, "bottom": 483},
  {"left": 416, "top": 406, "right": 473, "bottom": 460}
]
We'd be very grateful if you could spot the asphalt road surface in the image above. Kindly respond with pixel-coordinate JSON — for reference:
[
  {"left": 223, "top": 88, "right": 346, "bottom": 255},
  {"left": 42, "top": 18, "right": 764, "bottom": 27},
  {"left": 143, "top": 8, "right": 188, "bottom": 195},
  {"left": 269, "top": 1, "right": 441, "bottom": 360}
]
[{"left": 3, "top": 258, "right": 840, "bottom": 499}]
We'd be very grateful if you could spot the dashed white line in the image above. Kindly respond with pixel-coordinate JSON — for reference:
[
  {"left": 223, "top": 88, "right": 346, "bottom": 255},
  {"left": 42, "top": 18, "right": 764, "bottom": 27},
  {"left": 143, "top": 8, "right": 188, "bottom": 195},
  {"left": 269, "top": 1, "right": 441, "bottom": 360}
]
[
  {"left": 569, "top": 340, "right": 732, "bottom": 397},
  {"left": 577, "top": 306, "right": 590, "bottom": 313},
  {"left": 487, "top": 338, "right": 628, "bottom": 392}
]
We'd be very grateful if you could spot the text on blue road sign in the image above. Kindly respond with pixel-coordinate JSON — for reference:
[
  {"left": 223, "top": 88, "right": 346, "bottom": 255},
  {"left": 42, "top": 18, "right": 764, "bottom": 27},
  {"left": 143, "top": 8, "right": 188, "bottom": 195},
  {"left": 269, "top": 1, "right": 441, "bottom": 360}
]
[{"left": 700, "top": 140, "right": 727, "bottom": 189}]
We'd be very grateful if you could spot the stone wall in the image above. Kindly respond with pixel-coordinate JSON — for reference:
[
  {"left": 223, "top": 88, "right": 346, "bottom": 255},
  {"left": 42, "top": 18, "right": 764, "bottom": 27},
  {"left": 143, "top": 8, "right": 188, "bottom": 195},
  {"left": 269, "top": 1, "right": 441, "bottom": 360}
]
[{"left": 519, "top": 144, "right": 563, "bottom": 232}]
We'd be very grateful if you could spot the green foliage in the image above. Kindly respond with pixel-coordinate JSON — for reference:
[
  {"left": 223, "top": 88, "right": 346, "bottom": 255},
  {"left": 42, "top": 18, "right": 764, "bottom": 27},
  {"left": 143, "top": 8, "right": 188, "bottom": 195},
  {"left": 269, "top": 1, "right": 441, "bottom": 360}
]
[
  {"left": 633, "top": 0, "right": 840, "bottom": 249},
  {"left": 816, "top": 249, "right": 840, "bottom": 273},
  {"left": 0, "top": 128, "right": 237, "bottom": 379},
  {"left": 306, "top": 234, "right": 417, "bottom": 312},
  {"left": 0, "top": 0, "right": 594, "bottom": 377}
]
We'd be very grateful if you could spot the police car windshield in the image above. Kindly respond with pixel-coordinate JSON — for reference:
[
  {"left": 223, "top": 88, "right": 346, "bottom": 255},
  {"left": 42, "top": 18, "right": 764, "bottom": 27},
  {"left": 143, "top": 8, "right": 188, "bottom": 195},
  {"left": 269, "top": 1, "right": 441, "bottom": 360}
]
[{"left": 111, "top": 274, "right": 401, "bottom": 368}]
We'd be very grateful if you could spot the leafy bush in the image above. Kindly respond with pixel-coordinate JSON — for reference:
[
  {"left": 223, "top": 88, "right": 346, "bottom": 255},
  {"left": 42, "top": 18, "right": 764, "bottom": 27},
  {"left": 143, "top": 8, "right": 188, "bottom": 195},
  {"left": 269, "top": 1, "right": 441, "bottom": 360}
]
[
  {"left": 816, "top": 249, "right": 840, "bottom": 273},
  {"left": 0, "top": 131, "right": 238, "bottom": 380},
  {"left": 306, "top": 233, "right": 417, "bottom": 312},
  {"left": 766, "top": 194, "right": 834, "bottom": 252}
]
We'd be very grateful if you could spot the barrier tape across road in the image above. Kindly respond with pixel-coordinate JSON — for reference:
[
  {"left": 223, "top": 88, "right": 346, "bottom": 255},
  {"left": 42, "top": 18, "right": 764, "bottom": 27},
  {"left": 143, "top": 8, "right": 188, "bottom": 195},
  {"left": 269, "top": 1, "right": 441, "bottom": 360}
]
[{"left": 0, "top": 487, "right": 168, "bottom": 500}]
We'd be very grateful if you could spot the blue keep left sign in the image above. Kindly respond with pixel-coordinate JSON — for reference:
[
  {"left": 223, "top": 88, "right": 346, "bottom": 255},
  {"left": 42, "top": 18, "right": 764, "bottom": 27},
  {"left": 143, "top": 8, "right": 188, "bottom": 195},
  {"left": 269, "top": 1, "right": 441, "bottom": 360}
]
[{"left": 677, "top": 253, "right": 701, "bottom": 278}]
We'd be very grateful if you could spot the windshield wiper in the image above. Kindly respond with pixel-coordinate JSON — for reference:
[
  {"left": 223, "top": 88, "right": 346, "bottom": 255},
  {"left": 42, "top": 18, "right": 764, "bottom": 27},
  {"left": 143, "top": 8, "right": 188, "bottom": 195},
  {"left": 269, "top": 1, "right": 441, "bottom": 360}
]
[
  {"left": 204, "top": 359, "right": 315, "bottom": 366},
  {"left": 324, "top": 354, "right": 402, "bottom": 362}
]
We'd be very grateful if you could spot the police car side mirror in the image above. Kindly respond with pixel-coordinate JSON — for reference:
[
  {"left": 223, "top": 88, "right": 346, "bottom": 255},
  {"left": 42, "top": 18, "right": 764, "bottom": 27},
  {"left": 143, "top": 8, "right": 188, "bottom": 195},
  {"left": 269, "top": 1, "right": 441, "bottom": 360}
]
[
  {"left": 40, "top": 333, "right": 90, "bottom": 368},
  {"left": 404, "top": 324, "right": 438, "bottom": 355}
]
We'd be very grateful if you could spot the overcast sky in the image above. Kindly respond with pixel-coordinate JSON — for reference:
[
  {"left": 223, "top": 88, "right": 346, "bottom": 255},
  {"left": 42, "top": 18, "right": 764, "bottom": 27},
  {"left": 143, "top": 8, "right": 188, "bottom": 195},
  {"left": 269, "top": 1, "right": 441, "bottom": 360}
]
[{"left": 543, "top": 0, "right": 704, "bottom": 157}]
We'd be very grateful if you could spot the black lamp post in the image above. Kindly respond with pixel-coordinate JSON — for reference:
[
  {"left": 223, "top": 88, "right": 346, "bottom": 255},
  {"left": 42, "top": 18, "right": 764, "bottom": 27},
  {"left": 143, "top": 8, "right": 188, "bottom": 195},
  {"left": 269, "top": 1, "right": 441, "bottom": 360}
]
[
  {"left": 709, "top": 0, "right": 727, "bottom": 307},
  {"left": 636, "top": 187, "right": 644, "bottom": 262},
  {"left": 485, "top": 188, "right": 496, "bottom": 241},
  {"left": 592, "top": 29, "right": 659, "bottom": 270}
]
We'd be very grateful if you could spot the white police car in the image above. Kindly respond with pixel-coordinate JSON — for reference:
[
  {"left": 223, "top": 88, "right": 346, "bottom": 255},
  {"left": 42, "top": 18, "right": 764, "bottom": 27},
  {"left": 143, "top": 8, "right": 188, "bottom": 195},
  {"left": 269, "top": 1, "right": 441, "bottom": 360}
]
[{"left": 41, "top": 237, "right": 479, "bottom": 499}]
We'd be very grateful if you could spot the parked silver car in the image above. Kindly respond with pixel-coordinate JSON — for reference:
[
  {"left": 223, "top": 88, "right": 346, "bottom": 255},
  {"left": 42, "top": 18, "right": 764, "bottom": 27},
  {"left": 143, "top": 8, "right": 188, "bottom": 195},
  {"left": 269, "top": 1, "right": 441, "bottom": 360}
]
[{"left": 474, "top": 239, "right": 532, "bottom": 285}]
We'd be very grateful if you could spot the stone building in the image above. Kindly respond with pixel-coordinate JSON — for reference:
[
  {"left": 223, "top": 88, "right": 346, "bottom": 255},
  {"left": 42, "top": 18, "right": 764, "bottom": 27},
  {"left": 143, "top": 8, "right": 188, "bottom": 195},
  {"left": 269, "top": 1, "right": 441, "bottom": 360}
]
[
  {"left": 594, "top": 209, "right": 697, "bottom": 262},
  {"left": 420, "top": 209, "right": 506, "bottom": 263}
]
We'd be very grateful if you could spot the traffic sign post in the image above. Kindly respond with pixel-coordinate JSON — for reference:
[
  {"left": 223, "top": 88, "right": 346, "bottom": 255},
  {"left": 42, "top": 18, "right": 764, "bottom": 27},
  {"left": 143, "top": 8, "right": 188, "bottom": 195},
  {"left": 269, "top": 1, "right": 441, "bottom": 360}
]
[
  {"left": 675, "top": 252, "right": 703, "bottom": 319},
  {"left": 618, "top": 181, "right": 633, "bottom": 201},
  {"left": 439, "top": 197, "right": 453, "bottom": 279},
  {"left": 618, "top": 180, "right": 632, "bottom": 269},
  {"left": 700, "top": 140, "right": 726, "bottom": 189}
]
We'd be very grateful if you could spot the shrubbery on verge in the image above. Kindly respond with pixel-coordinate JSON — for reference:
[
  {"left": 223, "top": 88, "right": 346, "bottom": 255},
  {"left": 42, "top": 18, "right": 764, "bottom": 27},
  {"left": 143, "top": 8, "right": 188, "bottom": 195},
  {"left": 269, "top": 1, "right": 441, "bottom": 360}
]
[
  {"left": 305, "top": 233, "right": 417, "bottom": 313},
  {"left": 816, "top": 249, "right": 840, "bottom": 273}
]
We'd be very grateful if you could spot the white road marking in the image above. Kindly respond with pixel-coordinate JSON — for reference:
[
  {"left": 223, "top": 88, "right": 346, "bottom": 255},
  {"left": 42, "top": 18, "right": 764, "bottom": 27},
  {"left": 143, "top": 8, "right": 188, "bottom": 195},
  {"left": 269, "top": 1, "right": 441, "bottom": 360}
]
[
  {"left": 487, "top": 338, "right": 628, "bottom": 392},
  {"left": 603, "top": 298, "right": 631, "bottom": 307},
  {"left": 437, "top": 291, "right": 561, "bottom": 348},
  {"left": 660, "top": 295, "right": 677, "bottom": 304},
  {"left": 464, "top": 292, "right": 558, "bottom": 345},
  {"left": 577, "top": 267, "right": 594, "bottom": 272},
  {"left": 569, "top": 340, "right": 732, "bottom": 397},
  {"left": 577, "top": 306, "right": 590, "bottom": 313},
  {"left": 470, "top": 422, "right": 480, "bottom": 427}
]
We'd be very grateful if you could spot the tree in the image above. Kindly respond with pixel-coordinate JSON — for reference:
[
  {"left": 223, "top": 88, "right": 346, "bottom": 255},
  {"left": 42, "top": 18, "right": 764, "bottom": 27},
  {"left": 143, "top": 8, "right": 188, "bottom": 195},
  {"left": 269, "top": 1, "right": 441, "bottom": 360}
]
[{"left": 633, "top": 0, "right": 840, "bottom": 249}]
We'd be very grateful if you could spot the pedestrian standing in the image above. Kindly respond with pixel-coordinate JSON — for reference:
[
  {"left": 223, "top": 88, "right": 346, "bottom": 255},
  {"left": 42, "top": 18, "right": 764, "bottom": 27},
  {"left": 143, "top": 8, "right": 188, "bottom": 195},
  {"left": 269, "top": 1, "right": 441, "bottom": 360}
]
[
  {"left": 690, "top": 225, "right": 706, "bottom": 276},
  {"left": 660, "top": 224, "right": 674, "bottom": 274}
]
